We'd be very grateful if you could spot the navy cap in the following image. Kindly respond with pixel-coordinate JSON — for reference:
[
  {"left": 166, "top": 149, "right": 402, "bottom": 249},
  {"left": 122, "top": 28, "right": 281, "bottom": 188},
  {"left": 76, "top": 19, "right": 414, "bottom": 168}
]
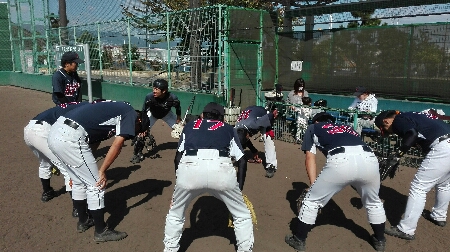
[
  {"left": 374, "top": 110, "right": 397, "bottom": 129},
  {"left": 353, "top": 86, "right": 367, "bottom": 96},
  {"left": 203, "top": 102, "right": 225, "bottom": 117},
  {"left": 311, "top": 112, "right": 335, "bottom": 123},
  {"left": 61, "top": 51, "right": 84, "bottom": 64}
]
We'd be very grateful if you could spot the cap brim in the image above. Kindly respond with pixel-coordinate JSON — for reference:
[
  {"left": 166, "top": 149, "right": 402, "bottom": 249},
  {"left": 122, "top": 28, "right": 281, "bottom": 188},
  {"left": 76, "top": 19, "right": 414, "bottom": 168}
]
[
  {"left": 353, "top": 92, "right": 363, "bottom": 96},
  {"left": 74, "top": 58, "right": 84, "bottom": 64}
]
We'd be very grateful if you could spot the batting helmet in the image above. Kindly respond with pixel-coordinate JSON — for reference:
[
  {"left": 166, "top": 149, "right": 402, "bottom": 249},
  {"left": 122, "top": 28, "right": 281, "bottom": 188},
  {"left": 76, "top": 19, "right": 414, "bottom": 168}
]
[
  {"left": 313, "top": 99, "right": 327, "bottom": 107},
  {"left": 153, "top": 79, "right": 168, "bottom": 91}
]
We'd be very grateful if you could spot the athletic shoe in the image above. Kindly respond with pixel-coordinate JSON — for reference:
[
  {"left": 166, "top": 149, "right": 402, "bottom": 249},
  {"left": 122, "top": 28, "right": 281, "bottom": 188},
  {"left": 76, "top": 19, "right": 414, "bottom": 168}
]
[
  {"left": 265, "top": 165, "right": 276, "bottom": 178},
  {"left": 285, "top": 234, "right": 306, "bottom": 252},
  {"left": 77, "top": 218, "right": 94, "bottom": 233},
  {"left": 422, "top": 211, "right": 446, "bottom": 227},
  {"left": 94, "top": 227, "right": 128, "bottom": 243},
  {"left": 384, "top": 226, "right": 415, "bottom": 240},
  {"left": 41, "top": 188, "right": 56, "bottom": 202},
  {"left": 72, "top": 207, "right": 78, "bottom": 218},
  {"left": 371, "top": 235, "right": 386, "bottom": 252}
]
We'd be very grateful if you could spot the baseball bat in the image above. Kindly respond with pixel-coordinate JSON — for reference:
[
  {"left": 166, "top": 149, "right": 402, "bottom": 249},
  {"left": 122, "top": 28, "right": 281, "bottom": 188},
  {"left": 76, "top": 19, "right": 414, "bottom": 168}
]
[{"left": 180, "top": 95, "right": 196, "bottom": 125}]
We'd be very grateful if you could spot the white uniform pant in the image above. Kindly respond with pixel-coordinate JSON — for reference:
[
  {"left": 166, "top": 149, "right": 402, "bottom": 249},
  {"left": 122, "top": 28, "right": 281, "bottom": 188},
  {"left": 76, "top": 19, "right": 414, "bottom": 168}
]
[
  {"left": 164, "top": 149, "right": 254, "bottom": 252},
  {"left": 47, "top": 117, "right": 105, "bottom": 210},
  {"left": 24, "top": 120, "right": 72, "bottom": 191},
  {"left": 148, "top": 110, "right": 177, "bottom": 129},
  {"left": 263, "top": 134, "right": 277, "bottom": 169},
  {"left": 397, "top": 140, "right": 450, "bottom": 235},
  {"left": 299, "top": 146, "right": 386, "bottom": 225}
]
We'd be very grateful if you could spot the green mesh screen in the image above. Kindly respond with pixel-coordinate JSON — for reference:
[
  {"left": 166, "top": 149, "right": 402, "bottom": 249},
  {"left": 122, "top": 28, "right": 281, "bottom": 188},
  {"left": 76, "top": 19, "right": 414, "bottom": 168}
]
[
  {"left": 228, "top": 43, "right": 258, "bottom": 109},
  {"left": 0, "top": 3, "right": 12, "bottom": 71},
  {"left": 278, "top": 23, "right": 450, "bottom": 103}
]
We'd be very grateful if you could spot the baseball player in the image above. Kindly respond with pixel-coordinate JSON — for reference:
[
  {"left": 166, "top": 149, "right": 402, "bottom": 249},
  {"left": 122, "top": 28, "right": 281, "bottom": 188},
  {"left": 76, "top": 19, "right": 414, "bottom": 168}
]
[
  {"left": 130, "top": 79, "right": 181, "bottom": 163},
  {"left": 285, "top": 112, "right": 387, "bottom": 252},
  {"left": 375, "top": 110, "right": 450, "bottom": 240},
  {"left": 164, "top": 102, "right": 253, "bottom": 252},
  {"left": 348, "top": 86, "right": 378, "bottom": 135},
  {"left": 47, "top": 101, "right": 148, "bottom": 242},
  {"left": 235, "top": 105, "right": 278, "bottom": 178},
  {"left": 24, "top": 102, "right": 88, "bottom": 216},
  {"left": 52, "top": 51, "right": 84, "bottom": 105}
]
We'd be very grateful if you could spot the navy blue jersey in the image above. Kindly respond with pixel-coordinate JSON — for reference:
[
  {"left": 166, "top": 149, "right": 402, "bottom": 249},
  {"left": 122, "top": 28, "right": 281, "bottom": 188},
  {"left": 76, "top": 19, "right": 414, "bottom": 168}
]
[
  {"left": 301, "top": 122, "right": 366, "bottom": 156},
  {"left": 178, "top": 118, "right": 244, "bottom": 159},
  {"left": 143, "top": 92, "right": 181, "bottom": 119},
  {"left": 51, "top": 68, "right": 82, "bottom": 105},
  {"left": 235, "top": 106, "right": 274, "bottom": 136},
  {"left": 64, "top": 101, "right": 137, "bottom": 143},
  {"left": 392, "top": 112, "right": 450, "bottom": 150},
  {"left": 33, "top": 102, "right": 89, "bottom": 125}
]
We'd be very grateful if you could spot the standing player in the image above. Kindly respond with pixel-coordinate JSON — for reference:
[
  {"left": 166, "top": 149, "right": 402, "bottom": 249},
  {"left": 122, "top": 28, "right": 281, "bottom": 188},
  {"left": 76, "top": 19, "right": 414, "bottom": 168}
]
[
  {"left": 24, "top": 102, "right": 88, "bottom": 216},
  {"left": 52, "top": 51, "right": 84, "bottom": 105},
  {"left": 235, "top": 105, "right": 278, "bottom": 178},
  {"left": 285, "top": 112, "right": 387, "bottom": 252},
  {"left": 47, "top": 101, "right": 148, "bottom": 242},
  {"left": 164, "top": 102, "right": 253, "bottom": 251},
  {"left": 130, "top": 79, "right": 182, "bottom": 163},
  {"left": 375, "top": 110, "right": 450, "bottom": 240}
]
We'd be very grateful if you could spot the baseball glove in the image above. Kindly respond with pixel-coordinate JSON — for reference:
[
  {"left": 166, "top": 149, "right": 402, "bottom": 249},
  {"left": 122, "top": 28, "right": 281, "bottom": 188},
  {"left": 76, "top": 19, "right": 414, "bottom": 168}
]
[
  {"left": 379, "top": 154, "right": 401, "bottom": 181},
  {"left": 228, "top": 194, "right": 257, "bottom": 228},
  {"left": 296, "top": 188, "right": 308, "bottom": 214},
  {"left": 171, "top": 123, "right": 184, "bottom": 139}
]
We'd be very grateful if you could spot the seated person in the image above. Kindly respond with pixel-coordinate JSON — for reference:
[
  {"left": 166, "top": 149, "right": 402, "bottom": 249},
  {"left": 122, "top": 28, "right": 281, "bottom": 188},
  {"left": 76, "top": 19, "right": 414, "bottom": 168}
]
[
  {"left": 294, "top": 97, "right": 313, "bottom": 144},
  {"left": 287, "top": 78, "right": 309, "bottom": 105},
  {"left": 348, "top": 86, "right": 378, "bottom": 135}
]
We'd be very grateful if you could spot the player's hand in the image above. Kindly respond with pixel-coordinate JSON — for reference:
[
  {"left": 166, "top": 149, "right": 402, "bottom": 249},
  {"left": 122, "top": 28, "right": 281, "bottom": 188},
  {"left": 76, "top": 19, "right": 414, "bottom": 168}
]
[
  {"left": 176, "top": 116, "right": 181, "bottom": 124},
  {"left": 273, "top": 109, "right": 278, "bottom": 118},
  {"left": 96, "top": 171, "right": 107, "bottom": 189},
  {"left": 253, "top": 153, "right": 262, "bottom": 163}
]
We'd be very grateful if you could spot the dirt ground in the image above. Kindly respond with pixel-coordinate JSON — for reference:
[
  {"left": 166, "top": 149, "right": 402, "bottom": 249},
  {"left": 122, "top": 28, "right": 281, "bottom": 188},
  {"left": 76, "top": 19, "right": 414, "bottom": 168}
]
[{"left": 1, "top": 85, "right": 449, "bottom": 252}]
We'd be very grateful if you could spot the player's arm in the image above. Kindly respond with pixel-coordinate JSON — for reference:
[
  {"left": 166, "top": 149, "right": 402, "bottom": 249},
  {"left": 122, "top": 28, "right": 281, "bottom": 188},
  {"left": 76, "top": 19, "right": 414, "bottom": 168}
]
[
  {"left": 55, "top": 92, "right": 70, "bottom": 104},
  {"left": 171, "top": 94, "right": 182, "bottom": 122},
  {"left": 96, "top": 136, "right": 125, "bottom": 189},
  {"left": 398, "top": 128, "right": 418, "bottom": 154},
  {"left": 304, "top": 151, "right": 317, "bottom": 186}
]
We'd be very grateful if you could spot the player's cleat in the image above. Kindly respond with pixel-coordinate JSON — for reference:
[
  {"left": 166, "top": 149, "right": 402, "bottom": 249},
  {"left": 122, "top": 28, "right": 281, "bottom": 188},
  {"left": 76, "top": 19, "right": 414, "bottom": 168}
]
[
  {"left": 94, "top": 227, "right": 128, "bottom": 243},
  {"left": 384, "top": 226, "right": 415, "bottom": 240},
  {"left": 422, "top": 211, "right": 446, "bottom": 227},
  {"left": 371, "top": 235, "right": 386, "bottom": 252},
  {"left": 72, "top": 207, "right": 78, "bottom": 218},
  {"left": 130, "top": 153, "right": 144, "bottom": 164},
  {"left": 285, "top": 234, "right": 306, "bottom": 252},
  {"left": 265, "top": 165, "right": 276, "bottom": 178},
  {"left": 77, "top": 218, "right": 94, "bottom": 233},
  {"left": 41, "top": 188, "right": 56, "bottom": 202}
]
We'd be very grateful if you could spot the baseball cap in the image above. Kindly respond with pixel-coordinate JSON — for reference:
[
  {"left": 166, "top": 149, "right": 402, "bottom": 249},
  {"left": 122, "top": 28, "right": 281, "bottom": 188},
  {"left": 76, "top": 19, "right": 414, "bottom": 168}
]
[
  {"left": 203, "top": 102, "right": 225, "bottom": 117},
  {"left": 61, "top": 51, "right": 84, "bottom": 64},
  {"left": 311, "top": 112, "right": 335, "bottom": 123},
  {"left": 374, "top": 110, "right": 397, "bottom": 129},
  {"left": 353, "top": 86, "right": 366, "bottom": 96}
]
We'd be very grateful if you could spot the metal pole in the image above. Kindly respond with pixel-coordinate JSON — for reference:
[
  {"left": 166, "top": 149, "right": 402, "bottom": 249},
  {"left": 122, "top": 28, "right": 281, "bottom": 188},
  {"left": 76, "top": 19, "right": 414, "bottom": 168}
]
[
  {"left": 166, "top": 11, "right": 171, "bottom": 88},
  {"left": 83, "top": 44, "right": 93, "bottom": 103},
  {"left": 218, "top": 5, "right": 222, "bottom": 98},
  {"left": 257, "top": 10, "right": 263, "bottom": 107},
  {"left": 127, "top": 17, "right": 132, "bottom": 84},
  {"left": 97, "top": 23, "right": 103, "bottom": 80}
]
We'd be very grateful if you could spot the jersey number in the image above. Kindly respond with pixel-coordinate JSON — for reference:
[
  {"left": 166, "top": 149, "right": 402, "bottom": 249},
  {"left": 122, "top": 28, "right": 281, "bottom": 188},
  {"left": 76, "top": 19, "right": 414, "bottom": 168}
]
[{"left": 193, "top": 119, "right": 224, "bottom": 130}]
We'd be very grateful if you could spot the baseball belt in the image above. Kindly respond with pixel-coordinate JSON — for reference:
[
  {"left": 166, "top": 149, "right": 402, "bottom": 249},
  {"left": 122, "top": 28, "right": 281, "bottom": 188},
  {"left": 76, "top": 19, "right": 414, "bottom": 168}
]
[
  {"left": 185, "top": 149, "right": 228, "bottom": 157},
  {"left": 438, "top": 134, "right": 450, "bottom": 142},
  {"left": 328, "top": 145, "right": 372, "bottom": 156},
  {"left": 64, "top": 119, "right": 80, "bottom": 130}
]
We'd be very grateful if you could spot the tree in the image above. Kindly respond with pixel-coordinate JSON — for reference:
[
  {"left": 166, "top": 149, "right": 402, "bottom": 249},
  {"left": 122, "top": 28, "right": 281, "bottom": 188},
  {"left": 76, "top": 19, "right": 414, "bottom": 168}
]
[{"left": 58, "top": 0, "right": 69, "bottom": 45}]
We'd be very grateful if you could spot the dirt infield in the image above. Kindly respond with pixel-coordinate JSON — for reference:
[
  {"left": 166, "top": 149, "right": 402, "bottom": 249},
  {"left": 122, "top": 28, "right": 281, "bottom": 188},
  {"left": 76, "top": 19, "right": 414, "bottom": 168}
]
[{"left": 1, "top": 85, "right": 448, "bottom": 252}]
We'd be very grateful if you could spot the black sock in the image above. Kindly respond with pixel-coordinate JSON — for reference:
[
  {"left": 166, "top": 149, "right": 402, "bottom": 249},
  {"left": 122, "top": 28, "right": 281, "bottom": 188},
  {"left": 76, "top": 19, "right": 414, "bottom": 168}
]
[
  {"left": 73, "top": 200, "right": 88, "bottom": 223},
  {"left": 295, "top": 221, "right": 313, "bottom": 241},
  {"left": 370, "top": 223, "right": 386, "bottom": 241},
  {"left": 90, "top": 209, "right": 106, "bottom": 233},
  {"left": 40, "top": 178, "right": 51, "bottom": 192}
]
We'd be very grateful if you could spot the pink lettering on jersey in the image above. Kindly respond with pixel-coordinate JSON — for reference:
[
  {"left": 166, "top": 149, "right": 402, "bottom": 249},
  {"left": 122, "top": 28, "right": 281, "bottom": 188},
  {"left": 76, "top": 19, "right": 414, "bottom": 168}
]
[
  {"left": 322, "top": 123, "right": 359, "bottom": 137},
  {"left": 64, "top": 81, "right": 81, "bottom": 97},
  {"left": 193, "top": 119, "right": 202, "bottom": 129},
  {"left": 237, "top": 110, "right": 251, "bottom": 122},
  {"left": 207, "top": 120, "right": 224, "bottom": 130}
]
